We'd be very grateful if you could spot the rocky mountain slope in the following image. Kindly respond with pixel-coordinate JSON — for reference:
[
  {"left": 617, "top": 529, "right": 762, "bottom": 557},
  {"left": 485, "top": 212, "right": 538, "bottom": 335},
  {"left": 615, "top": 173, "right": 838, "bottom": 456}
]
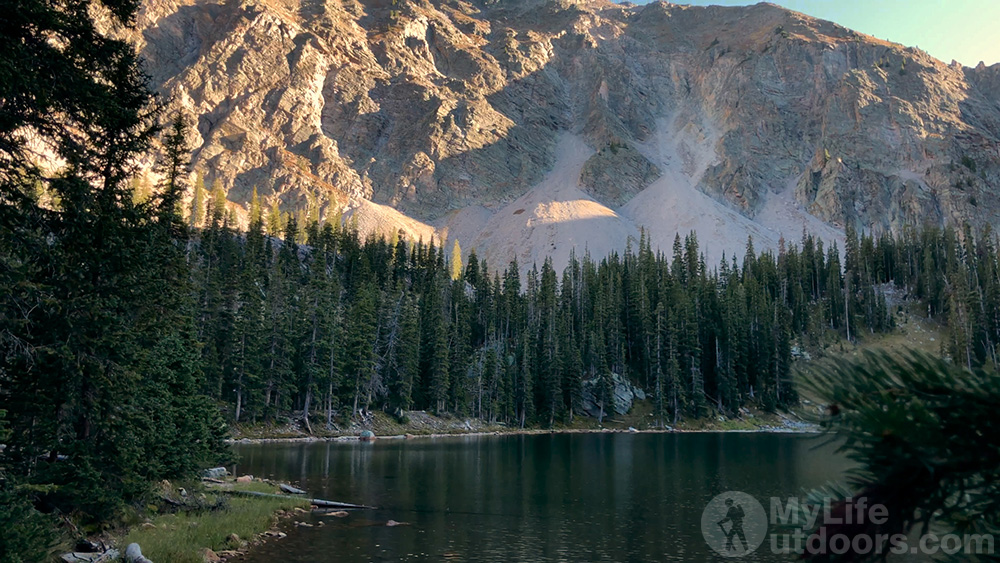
[{"left": 125, "top": 0, "right": 1000, "bottom": 270}]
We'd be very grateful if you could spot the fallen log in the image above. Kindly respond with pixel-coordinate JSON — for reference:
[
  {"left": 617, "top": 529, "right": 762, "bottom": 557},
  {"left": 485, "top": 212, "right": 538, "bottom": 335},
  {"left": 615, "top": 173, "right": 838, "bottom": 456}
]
[
  {"left": 60, "top": 550, "right": 118, "bottom": 563},
  {"left": 222, "top": 489, "right": 375, "bottom": 509},
  {"left": 160, "top": 495, "right": 183, "bottom": 507},
  {"left": 279, "top": 483, "right": 306, "bottom": 495}
]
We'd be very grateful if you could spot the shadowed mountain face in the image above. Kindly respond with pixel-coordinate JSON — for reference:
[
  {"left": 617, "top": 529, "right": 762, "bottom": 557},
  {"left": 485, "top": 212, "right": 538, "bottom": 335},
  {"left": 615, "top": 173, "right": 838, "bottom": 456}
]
[{"left": 124, "top": 0, "right": 1000, "bottom": 269}]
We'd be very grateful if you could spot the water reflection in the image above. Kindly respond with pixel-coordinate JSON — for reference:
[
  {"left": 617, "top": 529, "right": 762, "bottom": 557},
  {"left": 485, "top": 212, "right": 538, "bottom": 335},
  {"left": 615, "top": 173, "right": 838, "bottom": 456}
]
[{"left": 236, "top": 433, "right": 851, "bottom": 562}]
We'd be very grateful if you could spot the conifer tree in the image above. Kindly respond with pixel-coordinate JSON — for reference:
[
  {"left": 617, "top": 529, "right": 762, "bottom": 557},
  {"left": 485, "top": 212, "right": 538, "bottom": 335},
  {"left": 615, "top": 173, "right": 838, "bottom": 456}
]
[
  {"left": 451, "top": 239, "right": 464, "bottom": 281},
  {"left": 190, "top": 173, "right": 208, "bottom": 228},
  {"left": 345, "top": 282, "right": 378, "bottom": 415},
  {"left": 267, "top": 199, "right": 284, "bottom": 237},
  {"left": 391, "top": 295, "right": 421, "bottom": 413},
  {"left": 159, "top": 113, "right": 191, "bottom": 219}
]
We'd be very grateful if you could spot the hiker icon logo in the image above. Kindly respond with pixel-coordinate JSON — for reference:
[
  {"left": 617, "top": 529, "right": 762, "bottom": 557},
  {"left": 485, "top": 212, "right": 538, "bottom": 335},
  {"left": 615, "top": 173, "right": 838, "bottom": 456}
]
[{"left": 701, "top": 491, "right": 768, "bottom": 557}]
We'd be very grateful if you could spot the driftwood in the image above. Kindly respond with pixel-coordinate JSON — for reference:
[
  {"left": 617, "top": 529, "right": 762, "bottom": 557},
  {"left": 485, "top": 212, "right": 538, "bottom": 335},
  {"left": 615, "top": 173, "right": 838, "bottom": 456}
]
[
  {"left": 223, "top": 489, "right": 375, "bottom": 509},
  {"left": 279, "top": 483, "right": 307, "bottom": 495},
  {"left": 60, "top": 551, "right": 118, "bottom": 563},
  {"left": 160, "top": 495, "right": 183, "bottom": 506}
]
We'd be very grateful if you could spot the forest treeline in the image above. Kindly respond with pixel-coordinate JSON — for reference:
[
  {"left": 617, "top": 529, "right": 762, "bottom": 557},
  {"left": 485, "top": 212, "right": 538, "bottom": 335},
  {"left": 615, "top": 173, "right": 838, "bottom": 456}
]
[{"left": 185, "top": 183, "right": 1000, "bottom": 430}]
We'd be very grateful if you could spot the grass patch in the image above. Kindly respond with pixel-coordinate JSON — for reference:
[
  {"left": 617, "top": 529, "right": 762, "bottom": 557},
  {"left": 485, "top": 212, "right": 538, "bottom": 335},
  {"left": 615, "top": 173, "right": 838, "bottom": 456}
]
[
  {"left": 671, "top": 407, "right": 790, "bottom": 432},
  {"left": 708, "top": 418, "right": 767, "bottom": 431},
  {"left": 121, "top": 483, "right": 307, "bottom": 563}
]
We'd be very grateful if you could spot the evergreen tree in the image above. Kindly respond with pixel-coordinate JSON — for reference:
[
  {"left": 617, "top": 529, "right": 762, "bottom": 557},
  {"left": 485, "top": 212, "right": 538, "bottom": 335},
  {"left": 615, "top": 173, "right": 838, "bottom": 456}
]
[
  {"left": 159, "top": 114, "right": 191, "bottom": 216},
  {"left": 189, "top": 173, "right": 207, "bottom": 228},
  {"left": 344, "top": 283, "right": 378, "bottom": 415},
  {"left": 450, "top": 239, "right": 463, "bottom": 281},
  {"left": 391, "top": 295, "right": 421, "bottom": 413}
]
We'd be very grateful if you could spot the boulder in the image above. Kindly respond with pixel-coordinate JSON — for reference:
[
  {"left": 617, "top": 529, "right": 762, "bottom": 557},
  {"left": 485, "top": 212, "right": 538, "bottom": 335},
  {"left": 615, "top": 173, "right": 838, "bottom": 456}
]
[
  {"left": 201, "top": 467, "right": 228, "bottom": 479},
  {"left": 125, "top": 543, "right": 153, "bottom": 563},
  {"left": 359, "top": 430, "right": 376, "bottom": 441},
  {"left": 235, "top": 475, "right": 253, "bottom": 483},
  {"left": 580, "top": 373, "right": 643, "bottom": 417},
  {"left": 200, "top": 548, "right": 221, "bottom": 563},
  {"left": 613, "top": 379, "right": 634, "bottom": 415}
]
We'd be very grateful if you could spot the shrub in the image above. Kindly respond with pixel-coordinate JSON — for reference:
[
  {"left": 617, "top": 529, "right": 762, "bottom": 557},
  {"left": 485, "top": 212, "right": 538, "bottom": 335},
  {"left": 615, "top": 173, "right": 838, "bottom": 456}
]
[{"left": 0, "top": 484, "right": 62, "bottom": 563}]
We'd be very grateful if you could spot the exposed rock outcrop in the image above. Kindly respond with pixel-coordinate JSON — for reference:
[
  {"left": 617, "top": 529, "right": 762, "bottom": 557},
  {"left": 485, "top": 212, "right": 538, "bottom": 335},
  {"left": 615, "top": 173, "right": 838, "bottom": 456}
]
[
  {"left": 579, "top": 142, "right": 661, "bottom": 206},
  {"left": 581, "top": 373, "right": 643, "bottom": 418}
]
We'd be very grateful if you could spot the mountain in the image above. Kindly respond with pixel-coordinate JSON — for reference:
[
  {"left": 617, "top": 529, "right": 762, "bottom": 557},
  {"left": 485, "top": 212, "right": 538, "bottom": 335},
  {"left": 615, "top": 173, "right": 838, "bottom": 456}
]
[{"left": 124, "top": 0, "right": 1000, "bottom": 270}]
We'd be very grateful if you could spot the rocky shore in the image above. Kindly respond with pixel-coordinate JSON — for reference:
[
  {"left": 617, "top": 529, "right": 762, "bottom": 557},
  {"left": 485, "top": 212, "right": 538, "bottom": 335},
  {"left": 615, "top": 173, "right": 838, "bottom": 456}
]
[{"left": 228, "top": 406, "right": 818, "bottom": 444}]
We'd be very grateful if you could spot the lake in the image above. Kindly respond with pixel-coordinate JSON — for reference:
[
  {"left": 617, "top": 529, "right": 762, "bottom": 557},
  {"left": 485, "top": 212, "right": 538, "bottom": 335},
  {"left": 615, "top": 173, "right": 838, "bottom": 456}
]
[{"left": 235, "top": 432, "right": 853, "bottom": 562}]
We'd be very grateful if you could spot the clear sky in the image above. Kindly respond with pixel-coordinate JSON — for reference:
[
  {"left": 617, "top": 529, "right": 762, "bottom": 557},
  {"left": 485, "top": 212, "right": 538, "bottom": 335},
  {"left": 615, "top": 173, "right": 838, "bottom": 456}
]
[{"left": 625, "top": 0, "right": 999, "bottom": 67}]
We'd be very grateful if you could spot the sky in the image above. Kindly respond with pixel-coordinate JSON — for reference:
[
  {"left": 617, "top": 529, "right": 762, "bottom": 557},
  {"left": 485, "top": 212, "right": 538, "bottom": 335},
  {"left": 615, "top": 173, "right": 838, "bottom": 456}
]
[{"left": 625, "top": 0, "right": 1000, "bottom": 67}]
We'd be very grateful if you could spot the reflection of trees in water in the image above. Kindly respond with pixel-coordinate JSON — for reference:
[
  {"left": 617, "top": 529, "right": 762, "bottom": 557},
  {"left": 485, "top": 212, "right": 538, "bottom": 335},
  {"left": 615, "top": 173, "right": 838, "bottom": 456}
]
[
  {"left": 234, "top": 435, "right": 849, "bottom": 562},
  {"left": 299, "top": 443, "right": 310, "bottom": 485},
  {"left": 323, "top": 442, "right": 331, "bottom": 478}
]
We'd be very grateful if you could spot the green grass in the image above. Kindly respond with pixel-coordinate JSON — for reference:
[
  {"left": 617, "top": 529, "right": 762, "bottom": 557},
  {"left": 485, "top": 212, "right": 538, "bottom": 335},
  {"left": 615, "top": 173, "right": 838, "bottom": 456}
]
[
  {"left": 121, "top": 484, "right": 308, "bottom": 563},
  {"left": 707, "top": 417, "right": 768, "bottom": 431},
  {"left": 673, "top": 410, "right": 779, "bottom": 431}
]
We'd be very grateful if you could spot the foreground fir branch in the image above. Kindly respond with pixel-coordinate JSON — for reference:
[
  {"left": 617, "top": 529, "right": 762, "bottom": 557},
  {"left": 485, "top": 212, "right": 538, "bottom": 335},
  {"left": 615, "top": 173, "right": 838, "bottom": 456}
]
[{"left": 800, "top": 350, "right": 1000, "bottom": 562}]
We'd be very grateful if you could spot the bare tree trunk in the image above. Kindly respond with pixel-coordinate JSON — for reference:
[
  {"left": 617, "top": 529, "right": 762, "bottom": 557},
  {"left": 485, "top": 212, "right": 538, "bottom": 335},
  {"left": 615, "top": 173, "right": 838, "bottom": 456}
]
[
  {"left": 844, "top": 272, "right": 852, "bottom": 342},
  {"left": 302, "top": 302, "right": 319, "bottom": 434},
  {"left": 326, "top": 381, "right": 334, "bottom": 427},
  {"left": 235, "top": 333, "right": 246, "bottom": 422},
  {"left": 235, "top": 385, "right": 243, "bottom": 423},
  {"left": 302, "top": 387, "right": 313, "bottom": 434},
  {"left": 264, "top": 346, "right": 276, "bottom": 412}
]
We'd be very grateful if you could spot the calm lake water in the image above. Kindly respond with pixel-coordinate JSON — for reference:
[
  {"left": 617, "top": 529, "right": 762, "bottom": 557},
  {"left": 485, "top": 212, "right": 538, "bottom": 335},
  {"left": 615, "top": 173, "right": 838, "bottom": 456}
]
[{"left": 235, "top": 432, "right": 853, "bottom": 562}]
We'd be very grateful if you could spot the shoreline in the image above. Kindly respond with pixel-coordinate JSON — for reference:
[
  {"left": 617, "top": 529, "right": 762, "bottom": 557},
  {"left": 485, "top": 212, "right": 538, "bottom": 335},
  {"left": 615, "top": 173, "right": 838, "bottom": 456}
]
[
  {"left": 103, "top": 480, "right": 311, "bottom": 563},
  {"left": 228, "top": 423, "right": 821, "bottom": 445}
]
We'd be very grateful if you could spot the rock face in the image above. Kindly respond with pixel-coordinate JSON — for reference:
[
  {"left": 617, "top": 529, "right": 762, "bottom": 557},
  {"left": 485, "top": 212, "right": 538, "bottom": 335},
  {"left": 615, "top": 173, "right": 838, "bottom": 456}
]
[
  {"left": 122, "top": 0, "right": 1000, "bottom": 269},
  {"left": 579, "top": 142, "right": 661, "bottom": 206},
  {"left": 581, "top": 373, "right": 643, "bottom": 418}
]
